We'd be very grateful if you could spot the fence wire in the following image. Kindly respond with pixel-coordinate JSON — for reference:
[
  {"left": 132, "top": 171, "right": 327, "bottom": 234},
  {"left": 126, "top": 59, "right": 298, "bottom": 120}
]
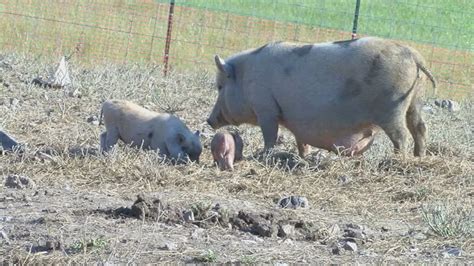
[{"left": 0, "top": 0, "right": 472, "bottom": 98}]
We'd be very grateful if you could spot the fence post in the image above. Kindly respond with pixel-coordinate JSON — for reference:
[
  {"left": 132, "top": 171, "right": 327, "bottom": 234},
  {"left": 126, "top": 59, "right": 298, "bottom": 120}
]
[
  {"left": 163, "top": 0, "right": 175, "bottom": 77},
  {"left": 351, "top": 0, "right": 361, "bottom": 39},
  {"left": 148, "top": 3, "right": 161, "bottom": 61}
]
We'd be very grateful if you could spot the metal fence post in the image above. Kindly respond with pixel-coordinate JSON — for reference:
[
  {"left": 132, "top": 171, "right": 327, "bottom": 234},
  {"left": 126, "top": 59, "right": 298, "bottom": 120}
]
[
  {"left": 352, "top": 0, "right": 361, "bottom": 39},
  {"left": 163, "top": 0, "right": 175, "bottom": 76}
]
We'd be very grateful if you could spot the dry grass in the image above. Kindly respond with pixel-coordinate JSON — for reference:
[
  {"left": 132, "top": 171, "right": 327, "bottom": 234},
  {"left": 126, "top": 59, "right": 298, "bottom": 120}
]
[{"left": 0, "top": 53, "right": 473, "bottom": 263}]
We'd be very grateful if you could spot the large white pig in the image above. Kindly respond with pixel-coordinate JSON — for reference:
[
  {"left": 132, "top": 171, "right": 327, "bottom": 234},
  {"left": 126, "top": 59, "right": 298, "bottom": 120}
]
[{"left": 207, "top": 37, "right": 436, "bottom": 157}]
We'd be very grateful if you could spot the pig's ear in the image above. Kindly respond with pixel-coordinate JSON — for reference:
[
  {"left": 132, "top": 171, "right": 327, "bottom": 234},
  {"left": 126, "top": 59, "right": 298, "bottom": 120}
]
[
  {"left": 194, "top": 130, "right": 200, "bottom": 137},
  {"left": 215, "top": 55, "right": 232, "bottom": 78},
  {"left": 177, "top": 133, "right": 185, "bottom": 145}
]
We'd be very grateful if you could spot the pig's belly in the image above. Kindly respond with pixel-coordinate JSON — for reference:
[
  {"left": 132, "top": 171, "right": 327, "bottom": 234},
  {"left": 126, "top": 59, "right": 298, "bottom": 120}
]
[
  {"left": 330, "top": 129, "right": 376, "bottom": 155},
  {"left": 118, "top": 129, "right": 153, "bottom": 149},
  {"left": 286, "top": 123, "right": 378, "bottom": 156}
]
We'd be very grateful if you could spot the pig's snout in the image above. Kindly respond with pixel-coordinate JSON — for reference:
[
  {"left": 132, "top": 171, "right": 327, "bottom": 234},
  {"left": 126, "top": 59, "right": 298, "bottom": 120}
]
[
  {"left": 207, "top": 112, "right": 224, "bottom": 129},
  {"left": 206, "top": 118, "right": 216, "bottom": 129}
]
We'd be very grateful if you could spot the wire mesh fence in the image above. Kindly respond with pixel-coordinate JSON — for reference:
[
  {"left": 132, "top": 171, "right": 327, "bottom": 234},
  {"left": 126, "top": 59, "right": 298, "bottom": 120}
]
[{"left": 0, "top": 0, "right": 472, "bottom": 98}]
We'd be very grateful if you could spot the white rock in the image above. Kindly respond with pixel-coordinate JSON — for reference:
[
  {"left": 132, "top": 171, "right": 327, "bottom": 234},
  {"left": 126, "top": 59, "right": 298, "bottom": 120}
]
[
  {"left": 49, "top": 56, "right": 71, "bottom": 87},
  {"left": 343, "top": 240, "right": 358, "bottom": 252},
  {"left": 441, "top": 246, "right": 462, "bottom": 258},
  {"left": 277, "top": 196, "right": 309, "bottom": 209},
  {"left": 328, "top": 224, "right": 341, "bottom": 236},
  {"left": 191, "top": 228, "right": 205, "bottom": 240},
  {"left": 0, "top": 231, "right": 9, "bottom": 243},
  {"left": 278, "top": 224, "right": 295, "bottom": 238},
  {"left": 447, "top": 100, "right": 460, "bottom": 112},
  {"left": 159, "top": 241, "right": 177, "bottom": 251},
  {"left": 422, "top": 105, "right": 434, "bottom": 114},
  {"left": 183, "top": 210, "right": 195, "bottom": 223}
]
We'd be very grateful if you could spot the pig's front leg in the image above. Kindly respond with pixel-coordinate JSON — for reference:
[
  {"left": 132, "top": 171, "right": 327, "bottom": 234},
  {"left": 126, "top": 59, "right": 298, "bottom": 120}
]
[{"left": 257, "top": 115, "right": 279, "bottom": 152}]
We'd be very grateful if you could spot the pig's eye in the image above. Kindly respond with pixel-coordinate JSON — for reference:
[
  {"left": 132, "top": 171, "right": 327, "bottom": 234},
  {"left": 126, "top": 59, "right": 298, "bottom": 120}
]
[{"left": 218, "top": 85, "right": 222, "bottom": 91}]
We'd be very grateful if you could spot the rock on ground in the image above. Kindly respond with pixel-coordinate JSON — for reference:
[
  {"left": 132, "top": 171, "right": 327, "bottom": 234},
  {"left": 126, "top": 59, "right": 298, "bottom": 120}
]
[{"left": 4, "top": 175, "right": 35, "bottom": 189}]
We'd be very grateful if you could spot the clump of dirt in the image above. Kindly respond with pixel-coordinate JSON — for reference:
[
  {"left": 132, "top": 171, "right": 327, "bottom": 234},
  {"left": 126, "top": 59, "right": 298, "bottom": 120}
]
[
  {"left": 106, "top": 196, "right": 323, "bottom": 240},
  {"left": 229, "top": 210, "right": 325, "bottom": 240},
  {"left": 190, "top": 202, "right": 230, "bottom": 228},
  {"left": 109, "top": 194, "right": 182, "bottom": 223},
  {"left": 4, "top": 174, "right": 35, "bottom": 189},
  {"left": 105, "top": 195, "right": 228, "bottom": 228},
  {"left": 129, "top": 194, "right": 166, "bottom": 220},
  {"left": 231, "top": 211, "right": 277, "bottom": 237}
]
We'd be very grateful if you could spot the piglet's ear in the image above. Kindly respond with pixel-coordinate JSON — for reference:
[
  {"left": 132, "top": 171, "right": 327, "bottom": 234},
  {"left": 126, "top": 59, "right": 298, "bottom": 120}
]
[
  {"left": 177, "top": 133, "right": 185, "bottom": 145},
  {"left": 194, "top": 130, "right": 200, "bottom": 137}
]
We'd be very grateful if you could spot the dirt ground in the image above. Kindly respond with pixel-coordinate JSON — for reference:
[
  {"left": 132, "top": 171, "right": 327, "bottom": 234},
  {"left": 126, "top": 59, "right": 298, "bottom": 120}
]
[{"left": 0, "top": 53, "right": 472, "bottom": 264}]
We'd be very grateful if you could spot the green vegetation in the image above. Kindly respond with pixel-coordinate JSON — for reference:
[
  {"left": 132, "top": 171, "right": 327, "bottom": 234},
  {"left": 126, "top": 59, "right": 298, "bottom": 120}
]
[
  {"left": 196, "top": 249, "right": 218, "bottom": 262},
  {"left": 70, "top": 237, "right": 108, "bottom": 254},
  {"left": 175, "top": 0, "right": 472, "bottom": 50},
  {"left": 421, "top": 202, "right": 473, "bottom": 237}
]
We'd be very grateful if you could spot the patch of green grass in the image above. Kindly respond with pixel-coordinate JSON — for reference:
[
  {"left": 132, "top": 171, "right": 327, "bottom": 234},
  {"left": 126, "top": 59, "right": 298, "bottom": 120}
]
[
  {"left": 176, "top": 0, "right": 472, "bottom": 50},
  {"left": 196, "top": 249, "right": 218, "bottom": 262},
  {"left": 421, "top": 202, "right": 472, "bottom": 237},
  {"left": 70, "top": 237, "right": 108, "bottom": 254},
  {"left": 240, "top": 255, "right": 257, "bottom": 264}
]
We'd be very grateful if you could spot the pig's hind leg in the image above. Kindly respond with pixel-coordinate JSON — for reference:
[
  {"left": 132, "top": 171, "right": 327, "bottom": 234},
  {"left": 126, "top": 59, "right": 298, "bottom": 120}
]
[{"left": 296, "top": 139, "right": 310, "bottom": 157}]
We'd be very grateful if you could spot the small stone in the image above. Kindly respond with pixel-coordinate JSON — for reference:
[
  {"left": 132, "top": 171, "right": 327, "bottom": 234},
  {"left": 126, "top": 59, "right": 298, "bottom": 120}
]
[
  {"left": 339, "top": 175, "right": 351, "bottom": 184},
  {"left": 86, "top": 115, "right": 99, "bottom": 125},
  {"left": 441, "top": 99, "right": 449, "bottom": 108},
  {"left": 441, "top": 246, "right": 462, "bottom": 258},
  {"left": 422, "top": 105, "right": 434, "bottom": 114},
  {"left": 9, "top": 98, "right": 19, "bottom": 107},
  {"left": 45, "top": 240, "right": 61, "bottom": 250},
  {"left": 0, "top": 231, "right": 9, "bottom": 243},
  {"left": 346, "top": 223, "right": 363, "bottom": 230},
  {"left": 344, "top": 224, "right": 366, "bottom": 239},
  {"left": 0, "top": 216, "right": 12, "bottom": 222},
  {"left": 159, "top": 242, "right": 177, "bottom": 251},
  {"left": 252, "top": 235, "right": 264, "bottom": 242},
  {"left": 23, "top": 194, "right": 31, "bottom": 202},
  {"left": 331, "top": 244, "right": 342, "bottom": 255},
  {"left": 183, "top": 210, "right": 195, "bottom": 223},
  {"left": 191, "top": 228, "right": 205, "bottom": 240},
  {"left": 328, "top": 224, "right": 341, "bottom": 236},
  {"left": 278, "top": 224, "right": 296, "bottom": 238},
  {"left": 343, "top": 240, "right": 358, "bottom": 252},
  {"left": 283, "top": 238, "right": 294, "bottom": 246},
  {"left": 64, "top": 184, "right": 72, "bottom": 191},
  {"left": 68, "top": 89, "right": 81, "bottom": 98},
  {"left": 4, "top": 175, "right": 35, "bottom": 189},
  {"left": 241, "top": 239, "right": 257, "bottom": 245},
  {"left": 412, "top": 232, "right": 427, "bottom": 240},
  {"left": 277, "top": 196, "right": 309, "bottom": 209},
  {"left": 447, "top": 100, "right": 460, "bottom": 112},
  {"left": 435, "top": 99, "right": 460, "bottom": 112}
]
